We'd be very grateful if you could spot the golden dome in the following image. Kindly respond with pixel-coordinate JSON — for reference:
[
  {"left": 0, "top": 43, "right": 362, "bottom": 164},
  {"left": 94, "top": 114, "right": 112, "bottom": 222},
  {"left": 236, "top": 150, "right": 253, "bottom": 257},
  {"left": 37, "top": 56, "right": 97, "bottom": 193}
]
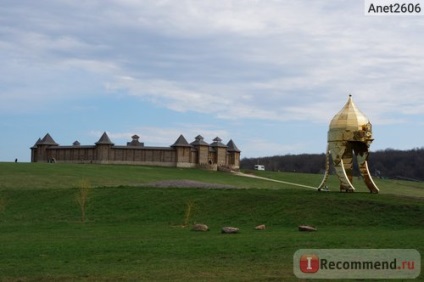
[
  {"left": 330, "top": 95, "right": 369, "bottom": 131},
  {"left": 328, "top": 95, "right": 372, "bottom": 142}
]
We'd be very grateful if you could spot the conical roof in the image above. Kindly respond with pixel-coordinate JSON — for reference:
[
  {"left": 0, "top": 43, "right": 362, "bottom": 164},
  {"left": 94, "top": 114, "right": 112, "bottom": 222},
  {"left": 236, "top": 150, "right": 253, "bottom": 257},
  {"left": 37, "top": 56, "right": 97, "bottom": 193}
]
[
  {"left": 95, "top": 132, "right": 114, "bottom": 145},
  {"left": 226, "top": 139, "right": 240, "bottom": 152},
  {"left": 38, "top": 133, "right": 58, "bottom": 146},
  {"left": 31, "top": 138, "right": 42, "bottom": 149},
  {"left": 171, "top": 134, "right": 192, "bottom": 147},
  {"left": 190, "top": 135, "right": 209, "bottom": 146},
  {"left": 329, "top": 95, "right": 370, "bottom": 132}
]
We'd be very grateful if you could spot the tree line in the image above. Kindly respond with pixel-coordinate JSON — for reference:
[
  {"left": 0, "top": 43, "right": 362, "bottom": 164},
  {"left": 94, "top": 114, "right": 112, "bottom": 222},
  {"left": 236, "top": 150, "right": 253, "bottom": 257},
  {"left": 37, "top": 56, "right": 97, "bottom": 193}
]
[{"left": 240, "top": 148, "right": 424, "bottom": 181}]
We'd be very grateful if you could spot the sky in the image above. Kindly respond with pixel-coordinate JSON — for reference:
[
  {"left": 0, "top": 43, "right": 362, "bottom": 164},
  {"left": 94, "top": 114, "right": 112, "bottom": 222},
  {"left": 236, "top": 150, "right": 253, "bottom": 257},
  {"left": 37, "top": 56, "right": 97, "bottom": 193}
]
[{"left": 1, "top": 0, "right": 424, "bottom": 162}]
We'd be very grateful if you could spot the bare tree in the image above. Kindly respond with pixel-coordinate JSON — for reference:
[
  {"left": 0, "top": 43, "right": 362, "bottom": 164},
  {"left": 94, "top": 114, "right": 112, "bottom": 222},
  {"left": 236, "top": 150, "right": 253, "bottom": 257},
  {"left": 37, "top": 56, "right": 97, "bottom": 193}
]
[{"left": 76, "top": 180, "right": 91, "bottom": 223}]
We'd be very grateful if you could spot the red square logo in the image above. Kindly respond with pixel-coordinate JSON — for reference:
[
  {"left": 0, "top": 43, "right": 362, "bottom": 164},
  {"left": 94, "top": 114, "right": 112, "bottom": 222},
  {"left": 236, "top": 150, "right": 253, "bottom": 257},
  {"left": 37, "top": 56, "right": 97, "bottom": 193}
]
[{"left": 300, "top": 254, "right": 319, "bottom": 273}]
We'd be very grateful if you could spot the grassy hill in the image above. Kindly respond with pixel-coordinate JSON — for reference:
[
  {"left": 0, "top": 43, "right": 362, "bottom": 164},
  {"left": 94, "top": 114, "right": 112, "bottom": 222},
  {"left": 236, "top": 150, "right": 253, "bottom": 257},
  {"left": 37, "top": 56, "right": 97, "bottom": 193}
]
[{"left": 0, "top": 162, "right": 423, "bottom": 281}]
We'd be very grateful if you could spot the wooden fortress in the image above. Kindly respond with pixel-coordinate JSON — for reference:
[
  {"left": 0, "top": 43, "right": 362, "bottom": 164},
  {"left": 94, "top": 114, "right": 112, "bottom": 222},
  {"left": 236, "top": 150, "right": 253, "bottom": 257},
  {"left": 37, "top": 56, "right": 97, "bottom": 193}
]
[{"left": 31, "top": 132, "right": 240, "bottom": 170}]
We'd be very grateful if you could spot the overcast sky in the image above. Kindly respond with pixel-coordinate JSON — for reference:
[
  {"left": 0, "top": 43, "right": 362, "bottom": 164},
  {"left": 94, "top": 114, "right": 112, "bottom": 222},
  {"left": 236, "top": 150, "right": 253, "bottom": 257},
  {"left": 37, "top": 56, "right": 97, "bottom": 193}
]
[{"left": 1, "top": 0, "right": 424, "bottom": 162}]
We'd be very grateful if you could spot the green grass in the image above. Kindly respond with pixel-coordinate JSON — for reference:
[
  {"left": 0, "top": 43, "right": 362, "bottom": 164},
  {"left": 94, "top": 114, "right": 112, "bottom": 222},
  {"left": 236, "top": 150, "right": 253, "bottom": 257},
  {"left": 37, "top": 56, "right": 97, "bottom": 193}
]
[
  {"left": 0, "top": 162, "right": 285, "bottom": 190},
  {"left": 253, "top": 169, "right": 424, "bottom": 198},
  {"left": 0, "top": 162, "right": 423, "bottom": 281}
]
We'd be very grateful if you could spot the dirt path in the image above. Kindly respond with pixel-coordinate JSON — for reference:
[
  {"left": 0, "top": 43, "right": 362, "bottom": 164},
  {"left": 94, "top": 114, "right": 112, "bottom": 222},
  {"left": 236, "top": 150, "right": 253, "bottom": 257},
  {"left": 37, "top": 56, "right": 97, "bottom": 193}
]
[
  {"left": 143, "top": 179, "right": 238, "bottom": 189},
  {"left": 232, "top": 171, "right": 318, "bottom": 190},
  {"left": 143, "top": 173, "right": 318, "bottom": 190}
]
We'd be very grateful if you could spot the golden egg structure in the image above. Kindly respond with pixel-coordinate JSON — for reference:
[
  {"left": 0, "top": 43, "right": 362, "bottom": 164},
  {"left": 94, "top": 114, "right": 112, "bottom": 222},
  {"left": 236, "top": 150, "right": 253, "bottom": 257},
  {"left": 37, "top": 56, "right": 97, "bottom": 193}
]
[{"left": 319, "top": 95, "right": 379, "bottom": 193}]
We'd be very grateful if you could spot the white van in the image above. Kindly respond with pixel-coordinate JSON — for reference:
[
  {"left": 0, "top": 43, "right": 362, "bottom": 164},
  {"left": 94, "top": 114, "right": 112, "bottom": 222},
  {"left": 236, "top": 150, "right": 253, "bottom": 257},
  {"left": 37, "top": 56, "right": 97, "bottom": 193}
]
[{"left": 254, "top": 165, "right": 265, "bottom": 171}]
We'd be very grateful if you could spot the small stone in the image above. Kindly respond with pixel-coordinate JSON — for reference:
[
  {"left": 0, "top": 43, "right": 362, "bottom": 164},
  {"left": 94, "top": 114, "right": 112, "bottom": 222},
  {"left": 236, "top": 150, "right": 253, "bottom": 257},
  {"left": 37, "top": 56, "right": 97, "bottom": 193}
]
[
  {"left": 255, "top": 224, "right": 266, "bottom": 230},
  {"left": 298, "top": 225, "right": 317, "bottom": 232},
  {"left": 192, "top": 224, "right": 209, "bottom": 232},
  {"left": 221, "top": 226, "right": 239, "bottom": 234}
]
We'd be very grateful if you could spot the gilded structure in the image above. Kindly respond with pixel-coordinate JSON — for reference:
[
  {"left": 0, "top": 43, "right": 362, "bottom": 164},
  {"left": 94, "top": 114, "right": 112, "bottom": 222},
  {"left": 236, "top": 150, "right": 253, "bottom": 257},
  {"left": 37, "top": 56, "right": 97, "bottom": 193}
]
[
  {"left": 31, "top": 133, "right": 240, "bottom": 170},
  {"left": 319, "top": 95, "right": 379, "bottom": 193}
]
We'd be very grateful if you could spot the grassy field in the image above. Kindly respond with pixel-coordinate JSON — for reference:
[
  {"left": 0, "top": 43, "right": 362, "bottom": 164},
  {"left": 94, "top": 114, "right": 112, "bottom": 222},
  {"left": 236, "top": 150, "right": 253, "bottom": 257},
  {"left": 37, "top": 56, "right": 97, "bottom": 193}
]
[{"left": 0, "top": 162, "right": 423, "bottom": 281}]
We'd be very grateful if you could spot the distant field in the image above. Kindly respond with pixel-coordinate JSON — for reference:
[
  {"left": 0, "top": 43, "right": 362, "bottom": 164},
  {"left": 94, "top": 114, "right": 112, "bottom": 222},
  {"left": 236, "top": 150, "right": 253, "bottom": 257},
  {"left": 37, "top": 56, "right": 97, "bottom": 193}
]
[
  {"left": 0, "top": 162, "right": 285, "bottom": 190},
  {"left": 1, "top": 162, "right": 423, "bottom": 197},
  {"left": 0, "top": 162, "right": 423, "bottom": 281}
]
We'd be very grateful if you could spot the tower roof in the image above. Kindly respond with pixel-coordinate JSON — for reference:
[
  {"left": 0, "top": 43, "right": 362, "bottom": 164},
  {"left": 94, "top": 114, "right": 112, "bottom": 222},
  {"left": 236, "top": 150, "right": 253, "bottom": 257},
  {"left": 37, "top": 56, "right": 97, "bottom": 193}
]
[
  {"left": 95, "top": 132, "right": 114, "bottom": 145},
  {"left": 329, "top": 95, "right": 370, "bottom": 132},
  {"left": 210, "top": 136, "right": 227, "bottom": 148},
  {"left": 171, "top": 134, "right": 192, "bottom": 147},
  {"left": 31, "top": 138, "right": 42, "bottom": 149},
  {"left": 127, "top": 134, "right": 143, "bottom": 147},
  {"left": 38, "top": 133, "right": 58, "bottom": 146},
  {"left": 226, "top": 139, "right": 240, "bottom": 152},
  {"left": 190, "top": 135, "right": 209, "bottom": 146}
]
